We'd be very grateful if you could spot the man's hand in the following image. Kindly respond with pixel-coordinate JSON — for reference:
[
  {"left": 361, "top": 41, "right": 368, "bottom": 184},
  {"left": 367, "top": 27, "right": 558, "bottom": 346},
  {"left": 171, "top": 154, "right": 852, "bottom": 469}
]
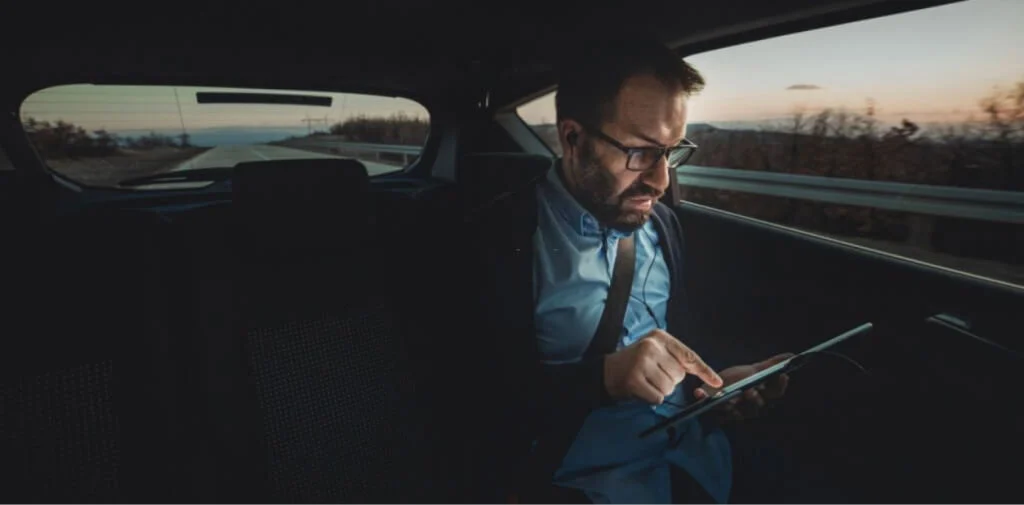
[
  {"left": 693, "top": 353, "right": 794, "bottom": 423},
  {"left": 604, "top": 329, "right": 723, "bottom": 404}
]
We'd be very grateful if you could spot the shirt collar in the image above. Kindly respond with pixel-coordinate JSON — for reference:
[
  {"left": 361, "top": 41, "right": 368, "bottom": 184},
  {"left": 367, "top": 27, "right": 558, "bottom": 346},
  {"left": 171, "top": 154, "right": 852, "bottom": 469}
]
[{"left": 542, "top": 161, "right": 630, "bottom": 240}]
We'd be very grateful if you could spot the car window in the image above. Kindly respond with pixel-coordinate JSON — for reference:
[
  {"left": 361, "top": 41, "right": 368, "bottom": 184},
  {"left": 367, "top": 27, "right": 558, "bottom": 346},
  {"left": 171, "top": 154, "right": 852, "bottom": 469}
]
[
  {"left": 517, "top": 91, "right": 560, "bottom": 156},
  {"left": 516, "top": 0, "right": 1023, "bottom": 288},
  {"left": 682, "top": 0, "right": 1022, "bottom": 287},
  {"left": 20, "top": 85, "right": 429, "bottom": 189}
]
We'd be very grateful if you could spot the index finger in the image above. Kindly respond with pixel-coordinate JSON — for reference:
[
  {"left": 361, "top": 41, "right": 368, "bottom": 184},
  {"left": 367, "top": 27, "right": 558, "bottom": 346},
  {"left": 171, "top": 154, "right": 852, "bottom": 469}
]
[{"left": 662, "top": 338, "right": 723, "bottom": 388}]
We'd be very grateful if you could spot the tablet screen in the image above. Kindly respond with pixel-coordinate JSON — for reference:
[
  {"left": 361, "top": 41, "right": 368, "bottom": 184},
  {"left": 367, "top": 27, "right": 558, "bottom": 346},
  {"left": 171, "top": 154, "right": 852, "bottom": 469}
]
[{"left": 638, "top": 322, "right": 873, "bottom": 438}]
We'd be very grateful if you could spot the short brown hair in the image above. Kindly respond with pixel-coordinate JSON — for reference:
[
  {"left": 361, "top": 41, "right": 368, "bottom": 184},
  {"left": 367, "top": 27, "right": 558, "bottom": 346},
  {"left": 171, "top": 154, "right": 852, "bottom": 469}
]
[{"left": 555, "top": 36, "right": 705, "bottom": 128}]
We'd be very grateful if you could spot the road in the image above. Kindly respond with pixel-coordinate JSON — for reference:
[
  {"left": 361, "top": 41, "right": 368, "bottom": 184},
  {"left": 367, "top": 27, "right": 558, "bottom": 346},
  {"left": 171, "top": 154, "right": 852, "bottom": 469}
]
[{"left": 170, "top": 144, "right": 402, "bottom": 176}]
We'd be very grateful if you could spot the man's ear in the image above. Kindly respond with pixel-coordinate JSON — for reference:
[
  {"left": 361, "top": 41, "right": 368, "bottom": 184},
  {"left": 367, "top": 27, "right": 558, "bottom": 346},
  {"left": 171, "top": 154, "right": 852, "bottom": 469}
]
[{"left": 557, "top": 119, "right": 583, "bottom": 156}]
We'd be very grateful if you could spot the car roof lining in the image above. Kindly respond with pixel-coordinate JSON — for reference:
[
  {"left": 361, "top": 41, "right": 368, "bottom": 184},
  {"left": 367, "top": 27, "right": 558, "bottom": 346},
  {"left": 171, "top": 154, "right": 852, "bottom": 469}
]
[{"left": 5, "top": 1, "right": 961, "bottom": 116}]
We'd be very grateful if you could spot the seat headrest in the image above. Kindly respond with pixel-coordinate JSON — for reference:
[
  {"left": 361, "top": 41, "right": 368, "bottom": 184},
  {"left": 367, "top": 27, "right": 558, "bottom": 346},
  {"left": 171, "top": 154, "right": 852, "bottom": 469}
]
[
  {"left": 457, "top": 152, "right": 552, "bottom": 210},
  {"left": 232, "top": 158, "right": 372, "bottom": 255}
]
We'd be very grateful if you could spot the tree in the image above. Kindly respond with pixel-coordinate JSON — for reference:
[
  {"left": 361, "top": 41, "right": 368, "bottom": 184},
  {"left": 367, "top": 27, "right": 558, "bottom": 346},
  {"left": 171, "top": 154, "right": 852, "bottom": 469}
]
[
  {"left": 327, "top": 113, "right": 429, "bottom": 145},
  {"left": 93, "top": 130, "right": 119, "bottom": 155},
  {"left": 978, "top": 80, "right": 1024, "bottom": 191}
]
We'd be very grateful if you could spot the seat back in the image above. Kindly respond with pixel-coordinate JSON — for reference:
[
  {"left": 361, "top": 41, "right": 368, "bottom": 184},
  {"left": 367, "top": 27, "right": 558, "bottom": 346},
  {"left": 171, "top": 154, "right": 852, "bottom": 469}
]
[
  {"left": 230, "top": 158, "right": 437, "bottom": 502},
  {"left": 0, "top": 209, "right": 186, "bottom": 503},
  {"left": 457, "top": 152, "right": 552, "bottom": 213}
]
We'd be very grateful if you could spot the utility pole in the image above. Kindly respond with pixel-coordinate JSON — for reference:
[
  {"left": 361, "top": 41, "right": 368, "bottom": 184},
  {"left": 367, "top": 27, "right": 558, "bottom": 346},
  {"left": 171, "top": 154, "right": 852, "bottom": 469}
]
[
  {"left": 173, "top": 87, "right": 189, "bottom": 146},
  {"left": 302, "top": 114, "right": 313, "bottom": 135},
  {"left": 300, "top": 114, "right": 330, "bottom": 136}
]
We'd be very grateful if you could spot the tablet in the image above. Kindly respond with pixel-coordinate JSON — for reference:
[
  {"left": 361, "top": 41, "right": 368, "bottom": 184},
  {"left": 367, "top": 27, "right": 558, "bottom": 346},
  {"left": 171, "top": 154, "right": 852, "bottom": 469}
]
[{"left": 638, "top": 321, "right": 873, "bottom": 439}]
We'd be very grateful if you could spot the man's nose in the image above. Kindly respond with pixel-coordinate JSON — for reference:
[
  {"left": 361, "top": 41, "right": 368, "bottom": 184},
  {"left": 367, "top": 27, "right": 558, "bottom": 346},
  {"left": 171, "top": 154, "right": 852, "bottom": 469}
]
[{"left": 642, "top": 156, "right": 671, "bottom": 192}]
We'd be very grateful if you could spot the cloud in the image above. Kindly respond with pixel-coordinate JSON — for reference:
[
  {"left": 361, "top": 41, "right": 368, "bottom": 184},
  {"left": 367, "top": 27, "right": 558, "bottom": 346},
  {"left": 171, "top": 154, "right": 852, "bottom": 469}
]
[{"left": 786, "top": 84, "right": 823, "bottom": 90}]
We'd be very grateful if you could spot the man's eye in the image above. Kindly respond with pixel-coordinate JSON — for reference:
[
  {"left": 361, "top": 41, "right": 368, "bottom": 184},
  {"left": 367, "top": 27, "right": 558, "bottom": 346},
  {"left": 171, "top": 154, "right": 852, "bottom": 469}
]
[
  {"left": 627, "top": 149, "right": 667, "bottom": 170},
  {"left": 638, "top": 149, "right": 662, "bottom": 162}
]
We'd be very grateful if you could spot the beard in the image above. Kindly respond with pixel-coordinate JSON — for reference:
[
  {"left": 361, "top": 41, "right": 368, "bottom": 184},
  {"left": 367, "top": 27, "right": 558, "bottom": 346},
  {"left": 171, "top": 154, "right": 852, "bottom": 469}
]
[{"left": 572, "top": 139, "right": 664, "bottom": 233}]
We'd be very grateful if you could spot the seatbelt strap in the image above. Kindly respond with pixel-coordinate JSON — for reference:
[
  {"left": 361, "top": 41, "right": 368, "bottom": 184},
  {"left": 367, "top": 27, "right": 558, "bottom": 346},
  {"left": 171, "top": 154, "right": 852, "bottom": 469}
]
[
  {"left": 584, "top": 234, "right": 636, "bottom": 358},
  {"left": 525, "top": 234, "right": 637, "bottom": 498}
]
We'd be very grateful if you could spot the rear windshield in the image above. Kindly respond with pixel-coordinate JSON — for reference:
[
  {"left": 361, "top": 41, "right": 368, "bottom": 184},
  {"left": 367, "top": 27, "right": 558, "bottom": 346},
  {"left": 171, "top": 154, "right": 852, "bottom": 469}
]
[{"left": 20, "top": 85, "right": 429, "bottom": 189}]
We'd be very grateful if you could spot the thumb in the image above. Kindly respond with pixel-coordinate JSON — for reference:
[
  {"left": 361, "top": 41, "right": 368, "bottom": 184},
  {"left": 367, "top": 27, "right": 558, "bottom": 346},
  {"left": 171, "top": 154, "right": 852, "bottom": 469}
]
[{"left": 754, "top": 352, "right": 796, "bottom": 372}]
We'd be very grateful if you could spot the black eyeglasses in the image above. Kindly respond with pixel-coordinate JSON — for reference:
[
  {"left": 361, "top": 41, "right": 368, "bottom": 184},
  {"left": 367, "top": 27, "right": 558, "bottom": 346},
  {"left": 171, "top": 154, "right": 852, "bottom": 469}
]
[{"left": 584, "top": 126, "right": 698, "bottom": 172}]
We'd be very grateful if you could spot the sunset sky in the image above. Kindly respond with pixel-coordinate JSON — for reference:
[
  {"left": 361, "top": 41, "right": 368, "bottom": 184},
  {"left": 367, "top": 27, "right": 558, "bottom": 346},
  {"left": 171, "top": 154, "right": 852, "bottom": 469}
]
[
  {"left": 20, "top": 0, "right": 1024, "bottom": 136},
  {"left": 517, "top": 0, "right": 1024, "bottom": 128}
]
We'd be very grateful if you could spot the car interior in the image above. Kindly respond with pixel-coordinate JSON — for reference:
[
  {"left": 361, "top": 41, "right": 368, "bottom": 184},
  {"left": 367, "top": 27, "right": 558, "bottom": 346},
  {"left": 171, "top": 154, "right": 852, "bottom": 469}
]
[{"left": 2, "top": 1, "right": 1022, "bottom": 503}]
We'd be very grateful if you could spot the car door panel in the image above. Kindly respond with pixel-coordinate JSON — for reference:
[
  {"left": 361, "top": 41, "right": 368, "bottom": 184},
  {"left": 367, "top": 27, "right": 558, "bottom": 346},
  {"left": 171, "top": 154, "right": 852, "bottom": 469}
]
[{"left": 675, "top": 202, "right": 1022, "bottom": 502}]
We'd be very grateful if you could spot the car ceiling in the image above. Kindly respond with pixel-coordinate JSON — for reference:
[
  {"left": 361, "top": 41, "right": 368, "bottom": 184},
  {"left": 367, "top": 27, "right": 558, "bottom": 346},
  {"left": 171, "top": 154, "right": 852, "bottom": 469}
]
[{"left": 5, "top": 0, "right": 958, "bottom": 111}]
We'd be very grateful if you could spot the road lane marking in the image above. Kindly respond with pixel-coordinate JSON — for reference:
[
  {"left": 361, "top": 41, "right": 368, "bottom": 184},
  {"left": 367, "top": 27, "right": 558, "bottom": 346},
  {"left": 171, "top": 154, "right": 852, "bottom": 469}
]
[
  {"left": 170, "top": 148, "right": 216, "bottom": 172},
  {"left": 252, "top": 147, "right": 271, "bottom": 160},
  {"left": 169, "top": 144, "right": 403, "bottom": 176}
]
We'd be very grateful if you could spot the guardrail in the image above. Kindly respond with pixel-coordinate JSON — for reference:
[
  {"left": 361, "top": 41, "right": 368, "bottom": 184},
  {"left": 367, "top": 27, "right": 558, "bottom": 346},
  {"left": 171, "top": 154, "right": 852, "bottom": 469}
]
[
  {"left": 676, "top": 165, "right": 1024, "bottom": 224},
  {"left": 299, "top": 138, "right": 422, "bottom": 164},
  {"left": 313, "top": 140, "right": 422, "bottom": 155},
  {"left": 308, "top": 141, "right": 1024, "bottom": 224}
]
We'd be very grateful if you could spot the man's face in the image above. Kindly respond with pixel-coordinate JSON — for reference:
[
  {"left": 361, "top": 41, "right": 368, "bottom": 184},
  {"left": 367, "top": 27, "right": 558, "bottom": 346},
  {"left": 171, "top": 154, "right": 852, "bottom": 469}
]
[{"left": 561, "top": 74, "right": 688, "bottom": 232}]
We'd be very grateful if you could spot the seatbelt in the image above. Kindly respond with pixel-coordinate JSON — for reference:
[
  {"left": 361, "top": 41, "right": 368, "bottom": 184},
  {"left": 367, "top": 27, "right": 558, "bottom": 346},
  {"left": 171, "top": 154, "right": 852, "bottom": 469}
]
[
  {"left": 523, "top": 233, "right": 637, "bottom": 501},
  {"left": 584, "top": 233, "right": 636, "bottom": 357}
]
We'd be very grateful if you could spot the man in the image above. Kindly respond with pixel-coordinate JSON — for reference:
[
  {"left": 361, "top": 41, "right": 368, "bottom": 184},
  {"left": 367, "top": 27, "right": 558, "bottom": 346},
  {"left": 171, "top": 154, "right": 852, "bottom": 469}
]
[{"left": 466, "top": 37, "right": 791, "bottom": 504}]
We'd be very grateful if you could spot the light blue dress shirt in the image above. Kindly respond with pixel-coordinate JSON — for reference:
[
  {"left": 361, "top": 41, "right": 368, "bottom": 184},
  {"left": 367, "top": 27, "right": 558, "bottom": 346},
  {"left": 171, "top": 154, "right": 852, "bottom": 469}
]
[{"left": 532, "top": 167, "right": 732, "bottom": 504}]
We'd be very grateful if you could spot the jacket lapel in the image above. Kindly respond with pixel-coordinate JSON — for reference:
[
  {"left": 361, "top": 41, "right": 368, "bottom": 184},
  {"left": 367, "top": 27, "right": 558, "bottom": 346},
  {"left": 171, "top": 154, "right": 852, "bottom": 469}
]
[{"left": 650, "top": 203, "right": 684, "bottom": 335}]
